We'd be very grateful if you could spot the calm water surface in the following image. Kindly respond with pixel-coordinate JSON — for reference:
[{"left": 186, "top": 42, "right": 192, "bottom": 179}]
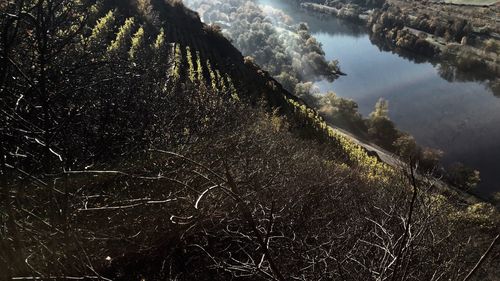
[{"left": 259, "top": 0, "right": 500, "bottom": 196}]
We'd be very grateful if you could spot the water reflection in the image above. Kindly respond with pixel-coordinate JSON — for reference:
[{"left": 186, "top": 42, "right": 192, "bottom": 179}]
[
  {"left": 260, "top": 0, "right": 366, "bottom": 37},
  {"left": 262, "top": 0, "right": 498, "bottom": 96},
  {"left": 259, "top": 0, "right": 500, "bottom": 196},
  {"left": 368, "top": 35, "right": 499, "bottom": 96}
]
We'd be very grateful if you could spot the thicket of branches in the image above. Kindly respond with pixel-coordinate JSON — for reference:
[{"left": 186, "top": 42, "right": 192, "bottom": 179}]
[{"left": 1, "top": 0, "right": 499, "bottom": 280}]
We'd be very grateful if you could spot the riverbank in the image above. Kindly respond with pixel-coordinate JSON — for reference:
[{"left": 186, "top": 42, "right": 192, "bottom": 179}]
[
  {"left": 298, "top": 0, "right": 500, "bottom": 94},
  {"left": 331, "top": 125, "right": 486, "bottom": 206},
  {"left": 257, "top": 0, "right": 500, "bottom": 198}
]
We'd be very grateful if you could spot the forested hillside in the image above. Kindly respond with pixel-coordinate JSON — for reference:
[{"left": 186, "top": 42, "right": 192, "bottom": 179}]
[{"left": 0, "top": 0, "right": 498, "bottom": 280}]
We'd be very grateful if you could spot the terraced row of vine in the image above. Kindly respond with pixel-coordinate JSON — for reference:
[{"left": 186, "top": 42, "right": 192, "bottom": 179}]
[
  {"left": 82, "top": 3, "right": 239, "bottom": 99},
  {"left": 85, "top": 1, "right": 393, "bottom": 182}
]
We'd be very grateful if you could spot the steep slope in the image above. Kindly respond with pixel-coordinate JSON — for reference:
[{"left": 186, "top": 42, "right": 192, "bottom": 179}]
[{"left": 1, "top": 1, "right": 498, "bottom": 280}]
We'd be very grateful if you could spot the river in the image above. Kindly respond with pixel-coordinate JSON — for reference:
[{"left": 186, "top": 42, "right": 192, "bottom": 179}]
[
  {"left": 187, "top": 0, "right": 500, "bottom": 197},
  {"left": 256, "top": 0, "right": 500, "bottom": 197}
]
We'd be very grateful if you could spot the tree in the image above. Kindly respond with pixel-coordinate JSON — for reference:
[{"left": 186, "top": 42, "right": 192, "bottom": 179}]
[
  {"left": 419, "top": 147, "right": 443, "bottom": 172},
  {"left": 367, "top": 98, "right": 399, "bottom": 149},
  {"left": 393, "top": 133, "right": 419, "bottom": 161},
  {"left": 318, "top": 92, "right": 365, "bottom": 133},
  {"left": 492, "top": 192, "right": 500, "bottom": 205},
  {"left": 447, "top": 162, "right": 480, "bottom": 191},
  {"left": 370, "top": 97, "right": 389, "bottom": 119},
  {"left": 136, "top": 0, "right": 160, "bottom": 26},
  {"left": 1, "top": 0, "right": 91, "bottom": 172}
]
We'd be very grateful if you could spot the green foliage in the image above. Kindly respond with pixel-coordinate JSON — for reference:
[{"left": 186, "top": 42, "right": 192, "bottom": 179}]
[
  {"left": 332, "top": 128, "right": 394, "bottom": 183},
  {"left": 215, "top": 69, "right": 226, "bottom": 92},
  {"left": 370, "top": 97, "right": 389, "bottom": 119},
  {"left": 108, "top": 17, "right": 135, "bottom": 55},
  {"left": 368, "top": 118, "right": 398, "bottom": 149},
  {"left": 393, "top": 134, "right": 419, "bottom": 161},
  {"left": 152, "top": 27, "right": 166, "bottom": 52},
  {"left": 285, "top": 98, "right": 393, "bottom": 183},
  {"left": 171, "top": 43, "right": 182, "bottom": 82},
  {"left": 451, "top": 202, "right": 499, "bottom": 229},
  {"left": 318, "top": 91, "right": 365, "bottom": 132},
  {"left": 2, "top": 2, "right": 498, "bottom": 280},
  {"left": 137, "top": 0, "right": 154, "bottom": 15},
  {"left": 206, "top": 59, "right": 217, "bottom": 91},
  {"left": 89, "top": 1, "right": 103, "bottom": 15},
  {"left": 87, "top": 0, "right": 104, "bottom": 24},
  {"left": 136, "top": 0, "right": 159, "bottom": 24},
  {"left": 186, "top": 46, "right": 196, "bottom": 83},
  {"left": 195, "top": 51, "right": 204, "bottom": 85},
  {"left": 87, "top": 9, "right": 117, "bottom": 48},
  {"left": 129, "top": 26, "right": 146, "bottom": 60},
  {"left": 151, "top": 28, "right": 167, "bottom": 68},
  {"left": 447, "top": 162, "right": 481, "bottom": 191},
  {"left": 225, "top": 74, "right": 239, "bottom": 101},
  {"left": 419, "top": 147, "right": 443, "bottom": 171},
  {"left": 367, "top": 98, "right": 400, "bottom": 150}
]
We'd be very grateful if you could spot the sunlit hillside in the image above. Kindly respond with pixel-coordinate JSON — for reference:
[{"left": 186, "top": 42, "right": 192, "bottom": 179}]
[{"left": 1, "top": 0, "right": 499, "bottom": 280}]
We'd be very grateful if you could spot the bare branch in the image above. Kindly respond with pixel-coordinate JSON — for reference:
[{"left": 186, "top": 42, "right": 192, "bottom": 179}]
[{"left": 462, "top": 234, "right": 499, "bottom": 281}]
